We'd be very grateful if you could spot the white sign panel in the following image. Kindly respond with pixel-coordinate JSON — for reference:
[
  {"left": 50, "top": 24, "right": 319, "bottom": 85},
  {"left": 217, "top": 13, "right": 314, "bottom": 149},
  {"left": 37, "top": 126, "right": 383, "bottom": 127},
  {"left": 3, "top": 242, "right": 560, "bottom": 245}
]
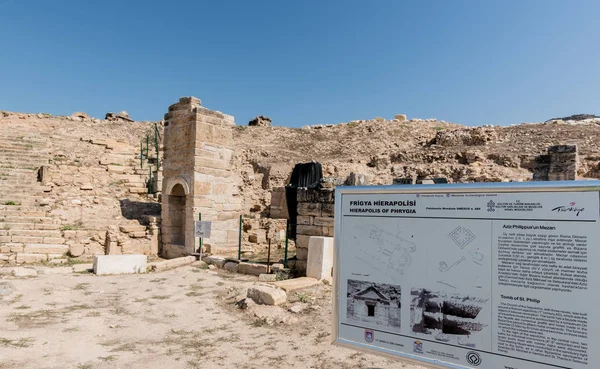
[
  {"left": 333, "top": 181, "right": 600, "bottom": 369},
  {"left": 194, "top": 221, "right": 211, "bottom": 238}
]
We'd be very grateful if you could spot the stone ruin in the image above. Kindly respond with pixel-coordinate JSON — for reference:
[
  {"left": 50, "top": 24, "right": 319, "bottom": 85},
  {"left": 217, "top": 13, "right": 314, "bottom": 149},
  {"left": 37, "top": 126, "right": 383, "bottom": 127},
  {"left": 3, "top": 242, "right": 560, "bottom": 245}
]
[
  {"left": 0, "top": 96, "right": 592, "bottom": 276},
  {"left": 248, "top": 115, "right": 272, "bottom": 127},
  {"left": 160, "top": 97, "right": 240, "bottom": 257},
  {"left": 533, "top": 145, "right": 578, "bottom": 181}
]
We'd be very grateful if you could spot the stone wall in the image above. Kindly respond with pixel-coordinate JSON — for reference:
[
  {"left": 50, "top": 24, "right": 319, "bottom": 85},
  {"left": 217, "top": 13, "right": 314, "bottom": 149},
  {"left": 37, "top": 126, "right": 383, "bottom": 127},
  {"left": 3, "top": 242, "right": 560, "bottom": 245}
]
[
  {"left": 294, "top": 188, "right": 334, "bottom": 273},
  {"left": 533, "top": 144, "right": 578, "bottom": 181},
  {"left": 161, "top": 97, "right": 241, "bottom": 258}
]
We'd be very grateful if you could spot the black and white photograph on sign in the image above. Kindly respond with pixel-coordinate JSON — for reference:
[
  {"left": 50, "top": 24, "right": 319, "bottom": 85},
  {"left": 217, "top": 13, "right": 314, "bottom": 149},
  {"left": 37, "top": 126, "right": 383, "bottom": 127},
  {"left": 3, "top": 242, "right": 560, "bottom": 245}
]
[
  {"left": 410, "top": 288, "right": 489, "bottom": 348},
  {"left": 346, "top": 279, "right": 401, "bottom": 332}
]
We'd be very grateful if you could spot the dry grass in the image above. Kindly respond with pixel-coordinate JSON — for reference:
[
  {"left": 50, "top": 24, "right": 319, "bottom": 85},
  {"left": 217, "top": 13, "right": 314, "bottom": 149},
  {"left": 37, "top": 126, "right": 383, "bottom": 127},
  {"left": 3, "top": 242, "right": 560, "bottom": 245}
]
[{"left": 0, "top": 337, "right": 34, "bottom": 348}]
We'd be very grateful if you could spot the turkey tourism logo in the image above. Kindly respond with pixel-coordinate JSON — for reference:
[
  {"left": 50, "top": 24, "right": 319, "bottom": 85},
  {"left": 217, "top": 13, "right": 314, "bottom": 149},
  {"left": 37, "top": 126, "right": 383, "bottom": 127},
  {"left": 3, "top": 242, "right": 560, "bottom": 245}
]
[{"left": 364, "top": 329, "right": 374, "bottom": 343}]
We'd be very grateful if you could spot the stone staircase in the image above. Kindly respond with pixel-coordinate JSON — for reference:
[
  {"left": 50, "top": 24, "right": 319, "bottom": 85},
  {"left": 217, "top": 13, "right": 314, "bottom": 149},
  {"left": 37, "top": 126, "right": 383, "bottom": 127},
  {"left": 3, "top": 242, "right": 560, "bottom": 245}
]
[
  {"left": 0, "top": 134, "right": 67, "bottom": 263},
  {"left": 0, "top": 116, "right": 163, "bottom": 265}
]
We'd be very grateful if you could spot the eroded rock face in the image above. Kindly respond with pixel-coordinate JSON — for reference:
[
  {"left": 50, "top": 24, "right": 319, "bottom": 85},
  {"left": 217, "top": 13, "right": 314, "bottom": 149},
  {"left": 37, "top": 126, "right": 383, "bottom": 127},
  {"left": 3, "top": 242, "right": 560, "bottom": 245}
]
[{"left": 248, "top": 116, "right": 272, "bottom": 127}]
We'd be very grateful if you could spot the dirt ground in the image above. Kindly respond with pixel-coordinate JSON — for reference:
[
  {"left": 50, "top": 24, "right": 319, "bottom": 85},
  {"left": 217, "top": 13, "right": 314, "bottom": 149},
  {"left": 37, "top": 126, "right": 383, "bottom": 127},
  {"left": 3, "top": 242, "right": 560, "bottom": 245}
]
[{"left": 0, "top": 263, "right": 425, "bottom": 369}]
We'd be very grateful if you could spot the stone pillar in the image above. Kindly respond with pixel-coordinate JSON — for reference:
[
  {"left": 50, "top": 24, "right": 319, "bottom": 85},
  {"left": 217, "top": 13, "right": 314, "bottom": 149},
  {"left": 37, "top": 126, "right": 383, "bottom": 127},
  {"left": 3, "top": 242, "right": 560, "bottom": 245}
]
[{"left": 161, "top": 97, "right": 241, "bottom": 258}]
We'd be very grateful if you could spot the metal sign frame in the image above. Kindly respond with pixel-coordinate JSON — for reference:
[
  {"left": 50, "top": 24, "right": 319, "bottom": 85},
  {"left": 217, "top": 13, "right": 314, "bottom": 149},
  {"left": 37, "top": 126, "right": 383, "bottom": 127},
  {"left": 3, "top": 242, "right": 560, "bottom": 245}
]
[{"left": 332, "top": 180, "right": 600, "bottom": 369}]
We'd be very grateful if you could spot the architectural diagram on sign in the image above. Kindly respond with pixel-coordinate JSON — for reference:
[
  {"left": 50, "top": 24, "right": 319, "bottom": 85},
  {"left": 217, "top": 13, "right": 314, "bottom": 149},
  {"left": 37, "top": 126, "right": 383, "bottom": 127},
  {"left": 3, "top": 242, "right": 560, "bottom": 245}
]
[
  {"left": 352, "top": 224, "right": 417, "bottom": 277},
  {"left": 447, "top": 226, "right": 476, "bottom": 249},
  {"left": 438, "top": 226, "right": 485, "bottom": 273},
  {"left": 438, "top": 256, "right": 466, "bottom": 273}
]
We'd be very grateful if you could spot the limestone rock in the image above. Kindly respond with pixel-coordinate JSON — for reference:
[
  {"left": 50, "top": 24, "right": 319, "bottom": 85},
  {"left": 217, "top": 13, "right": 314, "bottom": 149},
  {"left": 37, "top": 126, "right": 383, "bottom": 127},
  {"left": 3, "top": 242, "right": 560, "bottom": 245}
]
[
  {"left": 117, "top": 110, "right": 130, "bottom": 120},
  {"left": 288, "top": 302, "right": 308, "bottom": 313},
  {"left": 12, "top": 267, "right": 38, "bottom": 277},
  {"left": 72, "top": 112, "right": 90, "bottom": 120},
  {"left": 105, "top": 111, "right": 134, "bottom": 122},
  {"left": 395, "top": 114, "right": 407, "bottom": 121},
  {"left": 69, "top": 243, "right": 85, "bottom": 257},
  {"left": 258, "top": 273, "right": 278, "bottom": 282},
  {"left": 247, "top": 284, "right": 287, "bottom": 305},
  {"left": 223, "top": 262, "right": 239, "bottom": 272},
  {"left": 248, "top": 116, "right": 272, "bottom": 127}
]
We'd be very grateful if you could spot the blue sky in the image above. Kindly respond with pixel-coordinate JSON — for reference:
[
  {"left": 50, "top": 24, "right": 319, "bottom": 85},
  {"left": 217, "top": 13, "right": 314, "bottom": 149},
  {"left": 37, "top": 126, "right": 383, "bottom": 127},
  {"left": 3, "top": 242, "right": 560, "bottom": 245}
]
[{"left": 0, "top": 1, "right": 598, "bottom": 127}]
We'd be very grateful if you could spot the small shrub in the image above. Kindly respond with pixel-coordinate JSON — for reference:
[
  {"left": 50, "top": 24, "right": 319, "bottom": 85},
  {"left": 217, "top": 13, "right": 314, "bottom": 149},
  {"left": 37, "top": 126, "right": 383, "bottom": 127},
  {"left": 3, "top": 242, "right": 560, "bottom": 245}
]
[
  {"left": 60, "top": 221, "right": 83, "bottom": 231},
  {"left": 4, "top": 201, "right": 19, "bottom": 206},
  {"left": 433, "top": 126, "right": 444, "bottom": 131}
]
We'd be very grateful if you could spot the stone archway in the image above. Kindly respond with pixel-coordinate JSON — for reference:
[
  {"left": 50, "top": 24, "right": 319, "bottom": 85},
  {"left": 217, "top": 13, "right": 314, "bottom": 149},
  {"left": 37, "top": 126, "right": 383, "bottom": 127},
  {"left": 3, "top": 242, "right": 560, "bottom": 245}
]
[
  {"left": 161, "top": 177, "right": 191, "bottom": 258},
  {"left": 166, "top": 183, "right": 186, "bottom": 246}
]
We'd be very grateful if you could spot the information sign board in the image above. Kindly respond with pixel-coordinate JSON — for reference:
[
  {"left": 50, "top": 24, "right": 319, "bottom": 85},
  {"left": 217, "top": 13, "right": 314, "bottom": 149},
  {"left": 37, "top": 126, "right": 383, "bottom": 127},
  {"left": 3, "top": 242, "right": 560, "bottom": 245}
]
[
  {"left": 194, "top": 221, "right": 212, "bottom": 238},
  {"left": 333, "top": 181, "right": 599, "bottom": 369}
]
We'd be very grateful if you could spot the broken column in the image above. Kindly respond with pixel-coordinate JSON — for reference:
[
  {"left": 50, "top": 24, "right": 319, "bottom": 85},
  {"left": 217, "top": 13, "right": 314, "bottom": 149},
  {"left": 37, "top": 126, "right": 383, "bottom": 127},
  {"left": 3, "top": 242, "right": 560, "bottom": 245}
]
[{"left": 161, "top": 97, "right": 241, "bottom": 258}]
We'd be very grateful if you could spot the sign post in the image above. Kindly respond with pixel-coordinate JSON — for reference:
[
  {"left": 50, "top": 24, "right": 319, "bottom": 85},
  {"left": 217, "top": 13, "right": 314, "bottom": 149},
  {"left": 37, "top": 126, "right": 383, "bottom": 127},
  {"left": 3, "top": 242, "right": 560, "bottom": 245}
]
[
  {"left": 194, "top": 219, "right": 211, "bottom": 260},
  {"left": 333, "top": 180, "right": 600, "bottom": 369}
]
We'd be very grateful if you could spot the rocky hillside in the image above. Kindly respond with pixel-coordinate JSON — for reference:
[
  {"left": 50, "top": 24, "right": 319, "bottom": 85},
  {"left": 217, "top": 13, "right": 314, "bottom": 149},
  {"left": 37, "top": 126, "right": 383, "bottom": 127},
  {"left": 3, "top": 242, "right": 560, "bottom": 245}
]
[{"left": 232, "top": 115, "right": 600, "bottom": 214}]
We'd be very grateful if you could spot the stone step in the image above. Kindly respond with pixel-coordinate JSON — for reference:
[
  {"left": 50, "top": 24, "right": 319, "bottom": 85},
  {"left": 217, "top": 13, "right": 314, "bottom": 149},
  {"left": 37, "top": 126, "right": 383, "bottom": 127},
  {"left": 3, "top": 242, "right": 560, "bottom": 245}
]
[
  {"left": 0, "top": 199, "right": 40, "bottom": 206},
  {"left": 0, "top": 154, "right": 48, "bottom": 161},
  {"left": 0, "top": 187, "right": 52, "bottom": 195},
  {"left": 7, "top": 236, "right": 65, "bottom": 244},
  {"left": 0, "top": 222, "right": 60, "bottom": 231},
  {"left": 0, "top": 165, "right": 42, "bottom": 172},
  {"left": 0, "top": 183, "right": 49, "bottom": 189},
  {"left": 0, "top": 210, "right": 48, "bottom": 217},
  {"left": 0, "top": 147, "right": 46, "bottom": 155},
  {"left": 0, "top": 158, "right": 48, "bottom": 166},
  {"left": 0, "top": 204, "right": 47, "bottom": 212},
  {"left": 7, "top": 229, "right": 62, "bottom": 237},
  {"left": 0, "top": 178, "right": 40, "bottom": 184},
  {"left": 0, "top": 168, "right": 37, "bottom": 174},
  {"left": 0, "top": 215, "right": 55, "bottom": 223},
  {"left": 14, "top": 252, "right": 67, "bottom": 263}
]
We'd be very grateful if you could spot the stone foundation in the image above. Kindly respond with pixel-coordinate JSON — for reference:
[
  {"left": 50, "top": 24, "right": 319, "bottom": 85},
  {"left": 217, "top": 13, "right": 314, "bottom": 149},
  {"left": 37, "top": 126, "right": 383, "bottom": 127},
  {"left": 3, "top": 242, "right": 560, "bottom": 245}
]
[
  {"left": 294, "top": 188, "right": 334, "bottom": 274},
  {"left": 533, "top": 145, "right": 578, "bottom": 181}
]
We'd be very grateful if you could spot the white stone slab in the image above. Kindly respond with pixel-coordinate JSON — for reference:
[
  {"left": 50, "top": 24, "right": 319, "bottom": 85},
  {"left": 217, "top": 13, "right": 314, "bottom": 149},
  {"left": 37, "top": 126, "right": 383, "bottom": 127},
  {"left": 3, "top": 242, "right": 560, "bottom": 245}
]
[
  {"left": 306, "top": 236, "right": 334, "bottom": 282},
  {"left": 93, "top": 255, "right": 147, "bottom": 275}
]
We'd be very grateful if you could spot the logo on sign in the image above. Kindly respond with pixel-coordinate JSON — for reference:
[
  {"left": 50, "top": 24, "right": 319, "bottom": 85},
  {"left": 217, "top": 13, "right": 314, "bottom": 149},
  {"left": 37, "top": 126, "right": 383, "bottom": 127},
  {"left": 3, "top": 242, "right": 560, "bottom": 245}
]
[
  {"left": 364, "top": 330, "right": 374, "bottom": 343},
  {"left": 466, "top": 351, "right": 482, "bottom": 366},
  {"left": 486, "top": 200, "right": 496, "bottom": 212},
  {"left": 413, "top": 340, "right": 423, "bottom": 353},
  {"left": 552, "top": 202, "right": 584, "bottom": 216}
]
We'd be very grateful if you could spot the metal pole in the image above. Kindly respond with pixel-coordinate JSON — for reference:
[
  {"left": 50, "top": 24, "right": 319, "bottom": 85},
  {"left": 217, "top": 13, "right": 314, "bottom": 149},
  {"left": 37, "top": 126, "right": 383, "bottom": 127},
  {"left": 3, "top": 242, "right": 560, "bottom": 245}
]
[
  {"left": 146, "top": 134, "right": 149, "bottom": 160},
  {"left": 154, "top": 123, "right": 160, "bottom": 171},
  {"left": 238, "top": 215, "right": 242, "bottom": 260},
  {"left": 284, "top": 220, "right": 289, "bottom": 268},
  {"left": 140, "top": 141, "right": 143, "bottom": 168},
  {"left": 148, "top": 166, "right": 152, "bottom": 193},
  {"left": 199, "top": 213, "right": 202, "bottom": 254},
  {"left": 267, "top": 239, "right": 271, "bottom": 274}
]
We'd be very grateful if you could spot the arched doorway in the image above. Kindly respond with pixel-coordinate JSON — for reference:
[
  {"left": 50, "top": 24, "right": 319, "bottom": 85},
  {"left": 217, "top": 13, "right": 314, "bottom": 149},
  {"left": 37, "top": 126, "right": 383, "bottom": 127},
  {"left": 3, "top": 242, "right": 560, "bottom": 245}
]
[{"left": 167, "top": 183, "right": 186, "bottom": 246}]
